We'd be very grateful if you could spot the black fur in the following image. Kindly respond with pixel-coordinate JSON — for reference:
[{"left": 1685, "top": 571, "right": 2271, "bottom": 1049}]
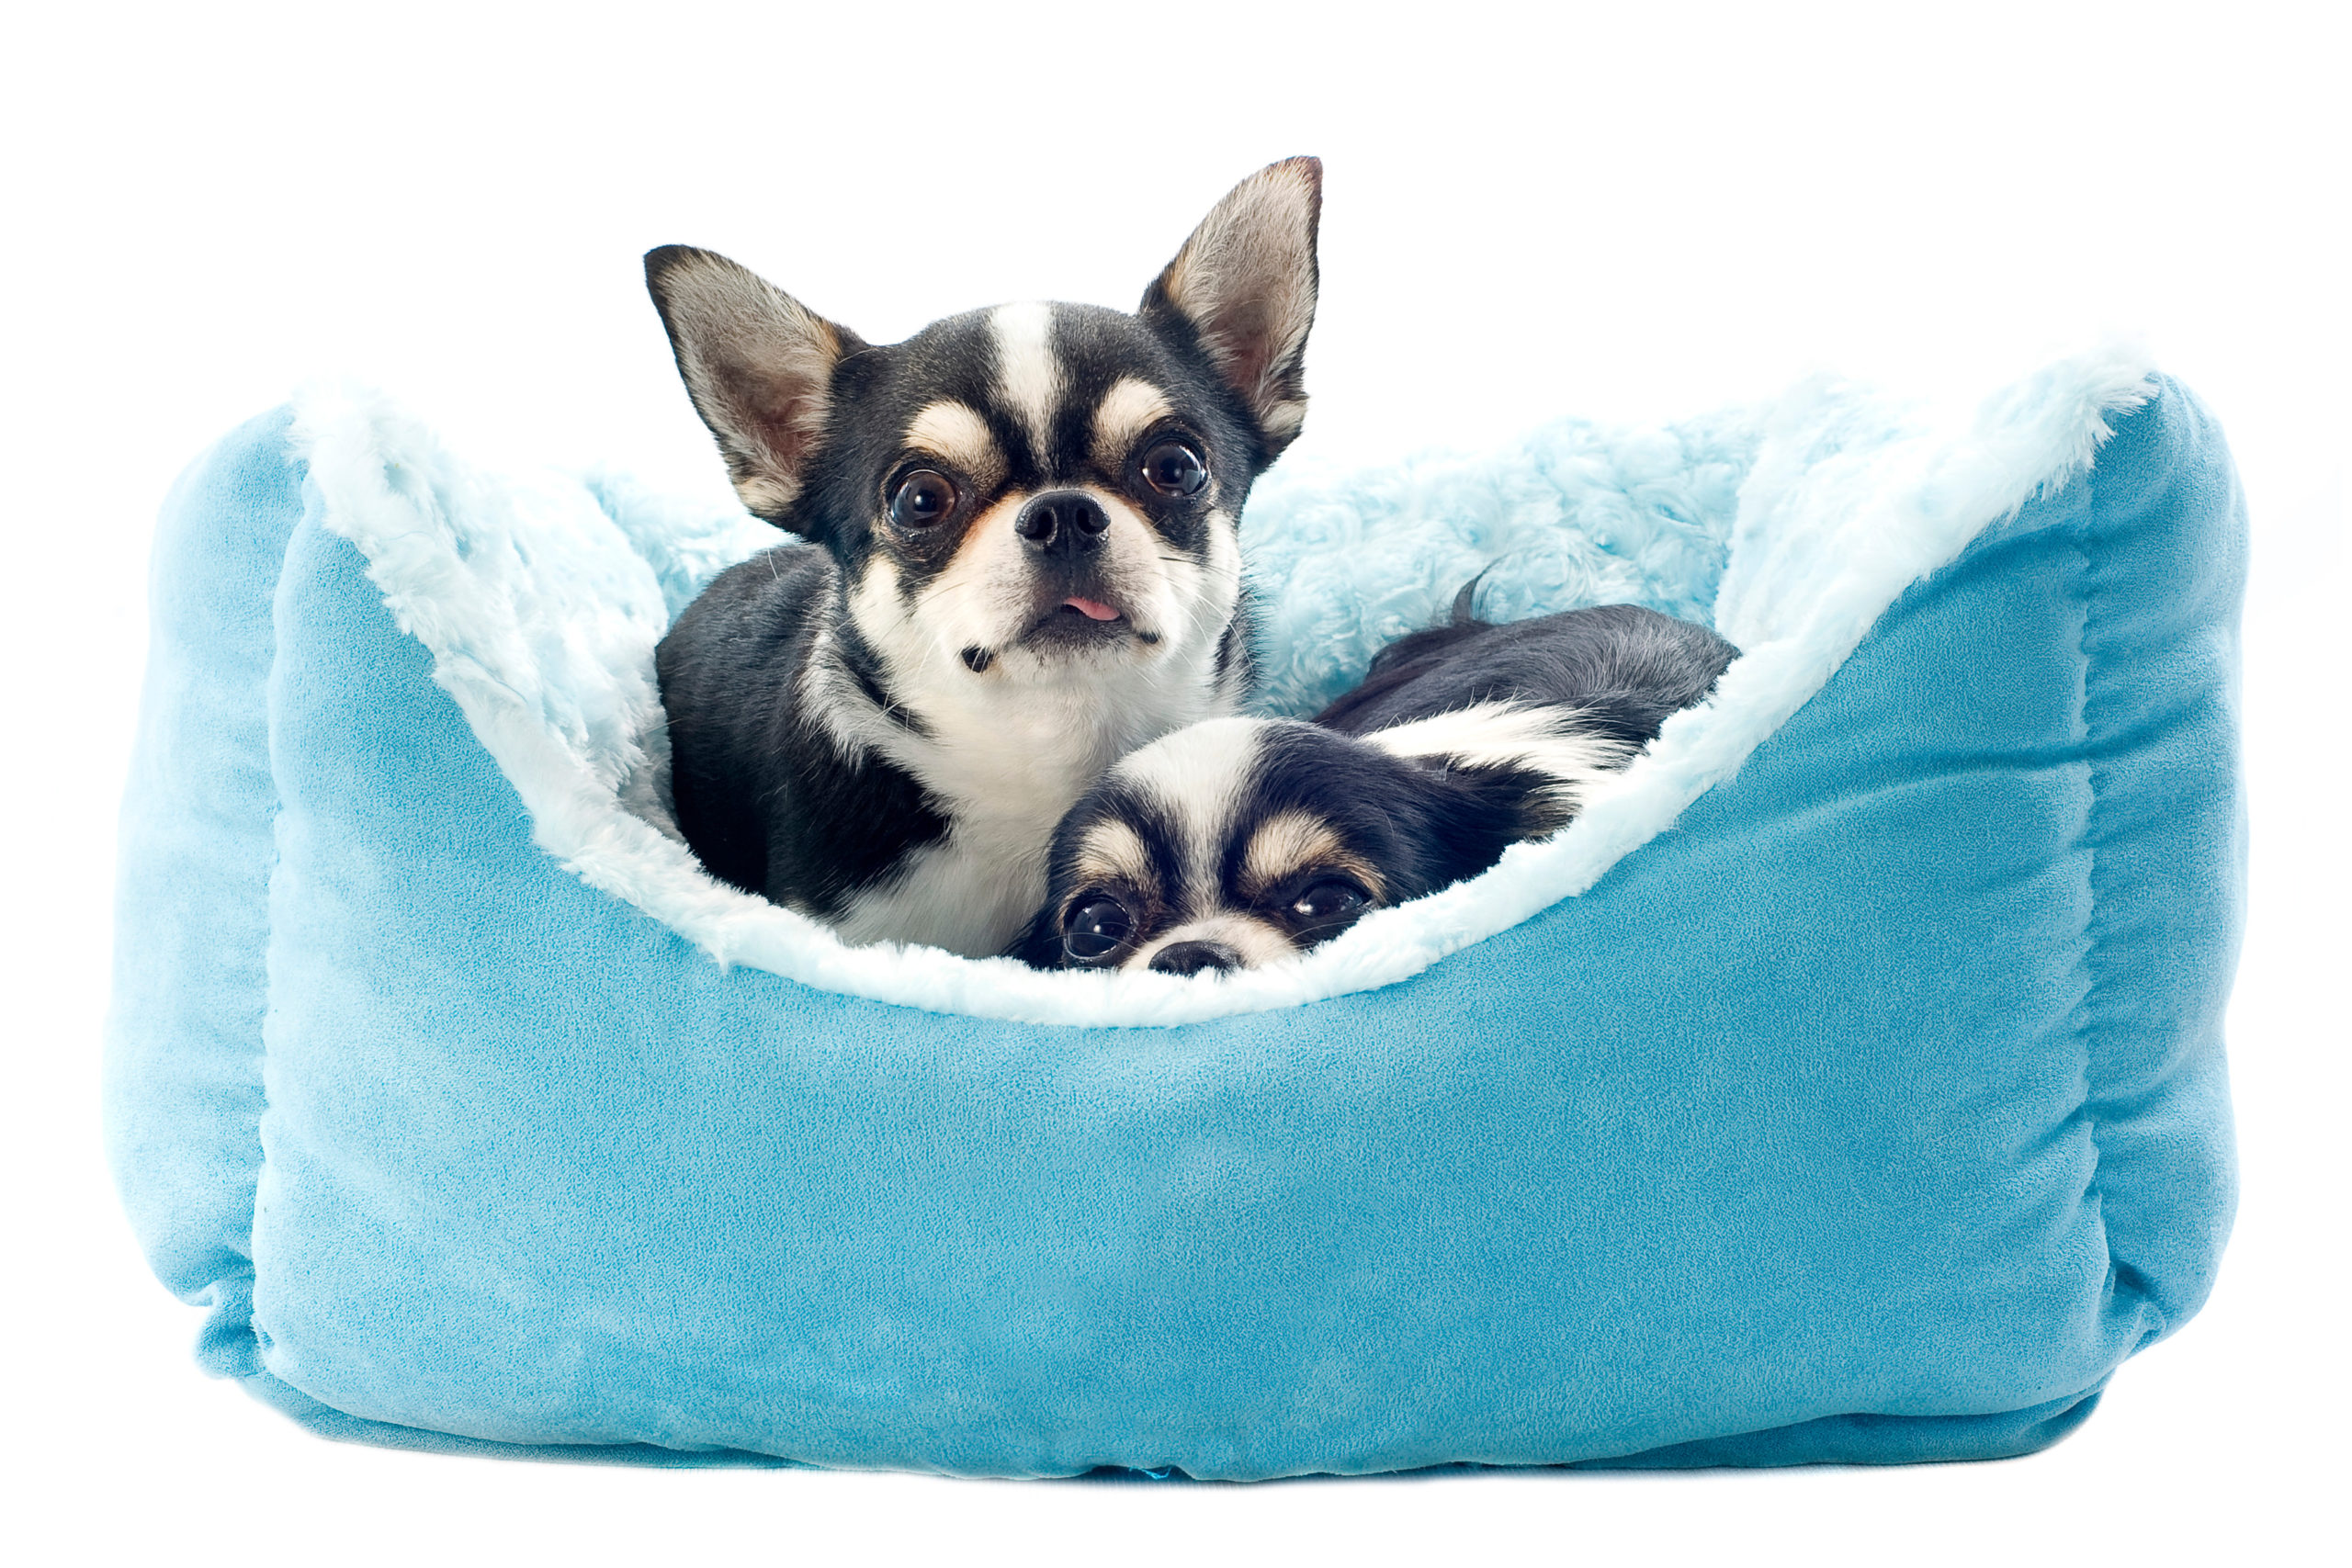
[
  {"left": 658, "top": 547, "right": 949, "bottom": 918},
  {"left": 647, "top": 161, "right": 1324, "bottom": 948},
  {"left": 654, "top": 304, "right": 1276, "bottom": 920},
  {"left": 1012, "top": 721, "right": 1554, "bottom": 969},
  {"left": 1315, "top": 595, "right": 1736, "bottom": 747},
  {"left": 1020, "top": 599, "right": 1738, "bottom": 971},
  {"left": 782, "top": 303, "right": 1264, "bottom": 588}
]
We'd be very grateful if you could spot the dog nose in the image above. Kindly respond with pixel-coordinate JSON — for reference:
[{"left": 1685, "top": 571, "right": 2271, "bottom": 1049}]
[
  {"left": 1149, "top": 940, "right": 1242, "bottom": 976},
  {"left": 1013, "top": 490, "right": 1111, "bottom": 556}
]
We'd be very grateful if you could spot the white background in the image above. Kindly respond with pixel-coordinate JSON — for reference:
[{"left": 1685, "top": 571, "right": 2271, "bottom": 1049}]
[{"left": 4, "top": 3, "right": 2343, "bottom": 1561}]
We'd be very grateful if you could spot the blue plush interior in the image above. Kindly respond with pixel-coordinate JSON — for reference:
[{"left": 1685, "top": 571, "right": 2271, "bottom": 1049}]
[{"left": 104, "top": 385, "right": 2244, "bottom": 1476}]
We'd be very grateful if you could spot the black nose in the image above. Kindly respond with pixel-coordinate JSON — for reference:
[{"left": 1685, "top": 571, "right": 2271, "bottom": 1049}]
[
  {"left": 1149, "top": 940, "right": 1242, "bottom": 976},
  {"left": 1014, "top": 490, "right": 1111, "bottom": 556}
]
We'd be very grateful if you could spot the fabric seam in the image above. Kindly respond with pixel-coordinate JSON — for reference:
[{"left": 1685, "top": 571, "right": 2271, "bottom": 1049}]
[
  {"left": 2066, "top": 412, "right": 2167, "bottom": 1352},
  {"left": 226, "top": 449, "right": 303, "bottom": 1376}
]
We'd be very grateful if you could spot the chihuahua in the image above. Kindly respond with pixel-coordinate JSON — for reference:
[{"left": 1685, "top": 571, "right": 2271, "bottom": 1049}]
[
  {"left": 1018, "top": 599, "right": 1737, "bottom": 974},
  {"left": 648, "top": 159, "right": 1321, "bottom": 955}
]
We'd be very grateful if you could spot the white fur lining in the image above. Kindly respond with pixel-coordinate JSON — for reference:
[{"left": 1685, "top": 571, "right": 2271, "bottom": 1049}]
[{"left": 288, "top": 344, "right": 2154, "bottom": 1027}]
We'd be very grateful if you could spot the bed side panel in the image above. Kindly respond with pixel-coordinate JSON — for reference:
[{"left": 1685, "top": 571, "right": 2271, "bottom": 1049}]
[
  {"left": 103, "top": 408, "right": 300, "bottom": 1373},
  {"left": 2075, "top": 378, "right": 2245, "bottom": 1334}
]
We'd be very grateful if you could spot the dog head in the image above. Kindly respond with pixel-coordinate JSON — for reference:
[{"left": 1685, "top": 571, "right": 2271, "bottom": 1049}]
[
  {"left": 1017, "top": 708, "right": 1631, "bottom": 975},
  {"left": 645, "top": 158, "right": 1321, "bottom": 705}
]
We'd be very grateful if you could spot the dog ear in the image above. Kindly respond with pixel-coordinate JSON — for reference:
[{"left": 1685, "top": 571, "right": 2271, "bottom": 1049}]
[
  {"left": 645, "top": 246, "right": 866, "bottom": 522},
  {"left": 1141, "top": 157, "right": 1322, "bottom": 460}
]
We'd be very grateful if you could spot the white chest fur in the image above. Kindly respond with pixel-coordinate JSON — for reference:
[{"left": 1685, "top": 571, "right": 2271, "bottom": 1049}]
[{"left": 820, "top": 639, "right": 1238, "bottom": 958}]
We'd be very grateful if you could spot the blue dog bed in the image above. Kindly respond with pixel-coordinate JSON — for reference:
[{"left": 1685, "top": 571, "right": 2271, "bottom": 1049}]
[{"left": 105, "top": 349, "right": 2243, "bottom": 1476}]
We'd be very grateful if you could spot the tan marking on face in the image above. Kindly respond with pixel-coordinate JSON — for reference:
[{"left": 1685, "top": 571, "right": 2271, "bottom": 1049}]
[
  {"left": 1237, "top": 818, "right": 1387, "bottom": 913},
  {"left": 1091, "top": 377, "right": 1175, "bottom": 470},
  {"left": 1236, "top": 809, "right": 1385, "bottom": 903},
  {"left": 1070, "top": 819, "right": 1158, "bottom": 901},
  {"left": 1239, "top": 810, "right": 1338, "bottom": 894},
  {"left": 902, "top": 400, "right": 1005, "bottom": 491}
]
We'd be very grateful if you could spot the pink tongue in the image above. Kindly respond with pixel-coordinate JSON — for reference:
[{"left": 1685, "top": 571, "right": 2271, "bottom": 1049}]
[{"left": 1065, "top": 596, "right": 1120, "bottom": 622}]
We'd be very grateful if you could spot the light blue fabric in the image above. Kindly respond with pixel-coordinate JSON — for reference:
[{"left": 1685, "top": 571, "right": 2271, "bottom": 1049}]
[
  {"left": 1237, "top": 412, "right": 1757, "bottom": 717},
  {"left": 105, "top": 382, "right": 2243, "bottom": 1477}
]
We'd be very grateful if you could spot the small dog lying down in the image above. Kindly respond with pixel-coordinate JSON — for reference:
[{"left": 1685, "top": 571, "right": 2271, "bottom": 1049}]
[{"left": 1016, "top": 600, "right": 1737, "bottom": 974}]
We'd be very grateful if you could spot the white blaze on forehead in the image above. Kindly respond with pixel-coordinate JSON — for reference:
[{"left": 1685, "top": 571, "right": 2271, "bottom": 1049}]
[
  {"left": 1110, "top": 715, "right": 1269, "bottom": 905},
  {"left": 989, "top": 301, "right": 1063, "bottom": 463},
  {"left": 1091, "top": 376, "right": 1174, "bottom": 468},
  {"left": 902, "top": 400, "right": 1002, "bottom": 486}
]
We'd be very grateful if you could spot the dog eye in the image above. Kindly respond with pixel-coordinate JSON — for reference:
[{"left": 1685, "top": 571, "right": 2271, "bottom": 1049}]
[
  {"left": 888, "top": 469, "right": 959, "bottom": 529},
  {"left": 1138, "top": 440, "right": 1207, "bottom": 498},
  {"left": 1292, "top": 878, "right": 1369, "bottom": 925},
  {"left": 1062, "top": 895, "right": 1135, "bottom": 964}
]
